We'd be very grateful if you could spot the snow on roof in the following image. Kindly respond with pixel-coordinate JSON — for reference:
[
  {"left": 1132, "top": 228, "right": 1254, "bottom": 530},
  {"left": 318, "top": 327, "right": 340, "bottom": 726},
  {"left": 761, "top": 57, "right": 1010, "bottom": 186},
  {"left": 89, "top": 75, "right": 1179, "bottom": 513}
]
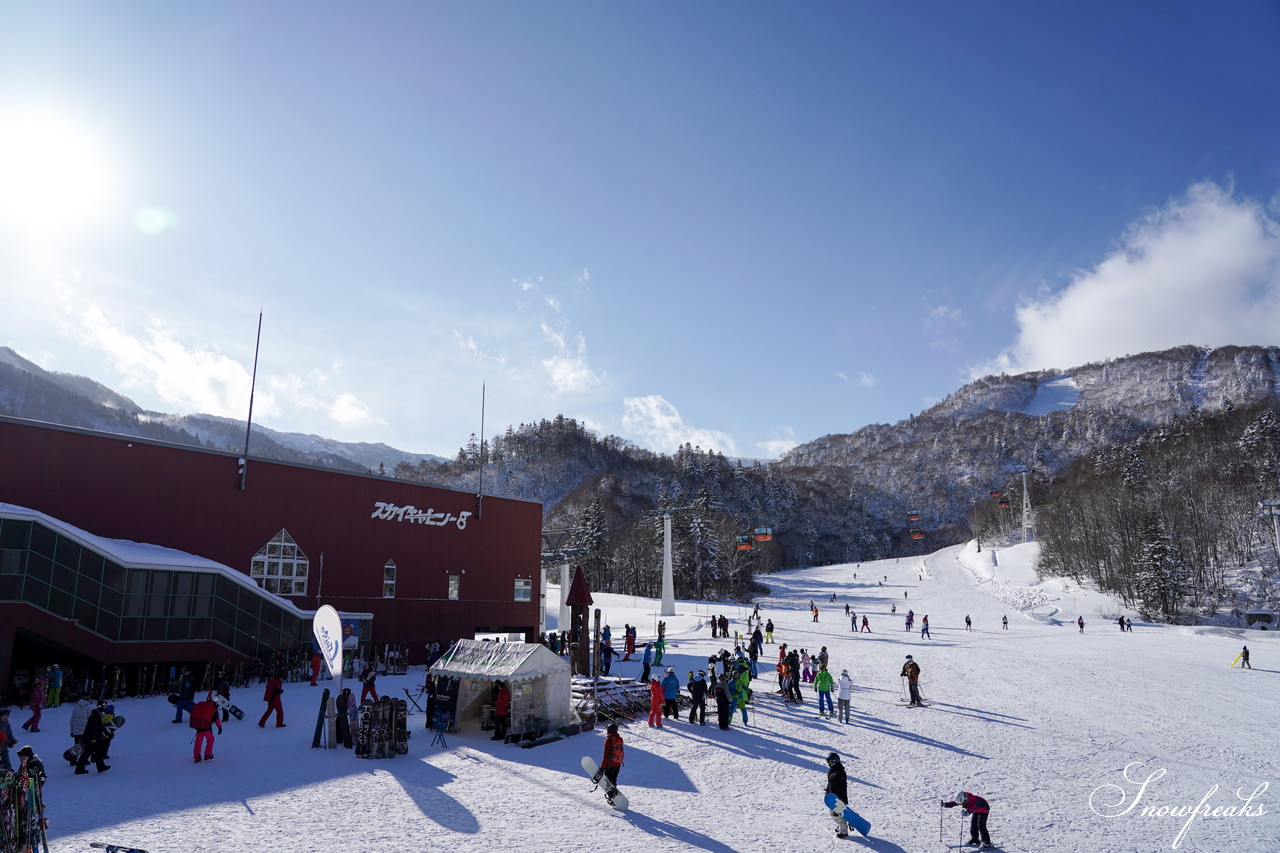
[
  {"left": 429, "top": 639, "right": 568, "bottom": 682},
  {"left": 0, "top": 501, "right": 372, "bottom": 619}
]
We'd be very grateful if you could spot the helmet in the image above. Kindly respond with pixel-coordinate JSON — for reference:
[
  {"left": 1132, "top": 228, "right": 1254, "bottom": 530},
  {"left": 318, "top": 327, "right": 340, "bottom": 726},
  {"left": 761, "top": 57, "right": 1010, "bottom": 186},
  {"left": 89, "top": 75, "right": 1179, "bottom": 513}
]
[
  {"left": 905, "top": 655, "right": 913, "bottom": 661},
  {"left": 826, "top": 752, "right": 840, "bottom": 765},
  {"left": 955, "top": 791, "right": 967, "bottom": 804},
  {"left": 606, "top": 723, "right": 618, "bottom": 735}
]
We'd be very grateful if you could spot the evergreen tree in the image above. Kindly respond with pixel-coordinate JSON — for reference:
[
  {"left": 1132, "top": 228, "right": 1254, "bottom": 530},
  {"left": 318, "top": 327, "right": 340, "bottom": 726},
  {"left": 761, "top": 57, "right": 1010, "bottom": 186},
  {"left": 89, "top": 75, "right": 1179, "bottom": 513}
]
[{"left": 1134, "top": 513, "right": 1187, "bottom": 621}]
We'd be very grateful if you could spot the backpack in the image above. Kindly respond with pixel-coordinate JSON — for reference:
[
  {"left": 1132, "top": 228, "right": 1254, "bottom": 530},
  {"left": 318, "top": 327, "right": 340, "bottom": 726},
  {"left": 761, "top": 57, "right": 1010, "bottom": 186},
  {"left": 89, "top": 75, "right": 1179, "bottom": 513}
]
[{"left": 189, "top": 700, "right": 216, "bottom": 730}]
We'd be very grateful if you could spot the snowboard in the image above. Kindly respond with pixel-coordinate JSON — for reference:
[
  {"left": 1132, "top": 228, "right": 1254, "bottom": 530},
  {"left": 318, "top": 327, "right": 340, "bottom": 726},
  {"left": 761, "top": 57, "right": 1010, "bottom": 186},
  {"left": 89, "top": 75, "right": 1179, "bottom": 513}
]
[
  {"left": 356, "top": 702, "right": 372, "bottom": 757},
  {"left": 64, "top": 743, "right": 85, "bottom": 762},
  {"left": 212, "top": 694, "right": 245, "bottom": 721},
  {"left": 823, "top": 793, "right": 871, "bottom": 836},
  {"left": 1231, "top": 653, "right": 1243, "bottom": 667},
  {"left": 394, "top": 697, "right": 409, "bottom": 754},
  {"left": 581, "top": 755, "right": 629, "bottom": 811},
  {"left": 312, "top": 688, "right": 330, "bottom": 748},
  {"left": 326, "top": 694, "right": 338, "bottom": 749},
  {"left": 91, "top": 844, "right": 149, "bottom": 853}
]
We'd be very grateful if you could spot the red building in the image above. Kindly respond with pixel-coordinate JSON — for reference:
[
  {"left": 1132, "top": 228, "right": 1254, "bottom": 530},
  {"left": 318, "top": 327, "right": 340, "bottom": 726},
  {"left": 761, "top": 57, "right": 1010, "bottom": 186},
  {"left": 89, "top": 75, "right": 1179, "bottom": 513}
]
[{"left": 0, "top": 416, "right": 543, "bottom": 692}]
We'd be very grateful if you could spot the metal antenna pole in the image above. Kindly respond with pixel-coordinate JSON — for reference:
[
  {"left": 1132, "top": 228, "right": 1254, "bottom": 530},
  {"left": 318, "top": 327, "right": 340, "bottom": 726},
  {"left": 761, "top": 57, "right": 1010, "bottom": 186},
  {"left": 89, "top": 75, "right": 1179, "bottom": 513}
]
[
  {"left": 476, "top": 383, "right": 485, "bottom": 520},
  {"left": 239, "top": 312, "right": 263, "bottom": 491}
]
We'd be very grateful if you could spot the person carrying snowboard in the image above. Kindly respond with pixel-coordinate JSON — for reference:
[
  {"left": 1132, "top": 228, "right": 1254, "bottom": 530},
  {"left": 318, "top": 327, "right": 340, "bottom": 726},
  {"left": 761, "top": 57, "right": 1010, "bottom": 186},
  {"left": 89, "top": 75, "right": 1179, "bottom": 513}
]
[
  {"left": 825, "top": 752, "right": 850, "bottom": 838},
  {"left": 943, "top": 790, "right": 993, "bottom": 848},
  {"left": 190, "top": 693, "right": 222, "bottom": 762},
  {"left": 593, "top": 723, "right": 625, "bottom": 806},
  {"left": 900, "top": 655, "right": 923, "bottom": 706},
  {"left": 1242, "top": 646, "right": 1251, "bottom": 669}
]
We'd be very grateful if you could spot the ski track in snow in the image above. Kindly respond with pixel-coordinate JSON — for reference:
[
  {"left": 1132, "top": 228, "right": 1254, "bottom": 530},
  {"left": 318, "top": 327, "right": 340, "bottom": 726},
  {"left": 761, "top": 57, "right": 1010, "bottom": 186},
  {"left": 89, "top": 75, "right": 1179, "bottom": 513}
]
[{"left": 37, "top": 543, "right": 1280, "bottom": 853}]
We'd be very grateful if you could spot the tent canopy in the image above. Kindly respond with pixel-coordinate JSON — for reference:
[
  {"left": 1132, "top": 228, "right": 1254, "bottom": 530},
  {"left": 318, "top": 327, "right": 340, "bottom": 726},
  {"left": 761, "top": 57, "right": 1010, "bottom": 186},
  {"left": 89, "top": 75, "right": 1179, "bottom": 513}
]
[{"left": 429, "top": 639, "right": 568, "bottom": 682}]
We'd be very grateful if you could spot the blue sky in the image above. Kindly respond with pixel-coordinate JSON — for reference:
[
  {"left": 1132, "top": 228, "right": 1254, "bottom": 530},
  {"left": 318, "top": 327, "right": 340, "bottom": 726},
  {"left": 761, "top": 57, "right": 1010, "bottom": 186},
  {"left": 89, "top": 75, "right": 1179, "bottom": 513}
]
[{"left": 2, "top": 2, "right": 1279, "bottom": 459}]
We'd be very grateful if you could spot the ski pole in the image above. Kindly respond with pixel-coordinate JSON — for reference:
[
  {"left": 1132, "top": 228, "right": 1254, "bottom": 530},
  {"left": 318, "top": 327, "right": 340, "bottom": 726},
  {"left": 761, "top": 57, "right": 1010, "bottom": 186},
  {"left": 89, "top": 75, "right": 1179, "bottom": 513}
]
[{"left": 939, "top": 798, "right": 944, "bottom": 842}]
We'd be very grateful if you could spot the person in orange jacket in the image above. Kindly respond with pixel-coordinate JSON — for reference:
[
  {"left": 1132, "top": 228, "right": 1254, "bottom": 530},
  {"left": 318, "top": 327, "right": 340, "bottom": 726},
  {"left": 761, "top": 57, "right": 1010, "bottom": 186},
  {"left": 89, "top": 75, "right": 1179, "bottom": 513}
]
[
  {"left": 647, "top": 676, "right": 664, "bottom": 727},
  {"left": 593, "top": 723, "right": 625, "bottom": 805}
]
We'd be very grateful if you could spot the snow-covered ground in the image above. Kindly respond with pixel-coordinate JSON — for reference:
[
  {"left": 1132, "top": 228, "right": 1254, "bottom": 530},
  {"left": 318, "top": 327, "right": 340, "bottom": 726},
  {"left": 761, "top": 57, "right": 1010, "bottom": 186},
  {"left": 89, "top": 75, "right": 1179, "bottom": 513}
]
[{"left": 30, "top": 542, "right": 1280, "bottom": 853}]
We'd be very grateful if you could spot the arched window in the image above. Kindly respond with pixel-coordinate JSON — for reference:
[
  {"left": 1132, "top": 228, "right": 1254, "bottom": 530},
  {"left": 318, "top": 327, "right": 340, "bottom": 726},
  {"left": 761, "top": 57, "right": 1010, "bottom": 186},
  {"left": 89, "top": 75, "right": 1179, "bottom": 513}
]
[{"left": 383, "top": 560, "right": 396, "bottom": 598}]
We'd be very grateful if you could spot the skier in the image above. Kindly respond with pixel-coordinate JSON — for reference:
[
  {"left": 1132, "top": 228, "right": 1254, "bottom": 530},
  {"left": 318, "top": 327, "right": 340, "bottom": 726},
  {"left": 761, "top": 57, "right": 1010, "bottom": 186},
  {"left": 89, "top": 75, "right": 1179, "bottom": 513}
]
[
  {"left": 686, "top": 671, "right": 708, "bottom": 725},
  {"left": 900, "top": 655, "right": 923, "bottom": 707},
  {"left": 647, "top": 676, "right": 664, "bottom": 727},
  {"left": 21, "top": 676, "right": 45, "bottom": 733},
  {"left": 190, "top": 693, "right": 222, "bottom": 762},
  {"left": 786, "top": 649, "right": 804, "bottom": 703},
  {"left": 943, "top": 790, "right": 994, "bottom": 848},
  {"left": 661, "top": 668, "right": 681, "bottom": 719},
  {"left": 734, "top": 665, "right": 751, "bottom": 726},
  {"left": 844, "top": 603, "right": 850, "bottom": 617},
  {"left": 258, "top": 671, "right": 285, "bottom": 728},
  {"left": 711, "top": 614, "right": 719, "bottom": 639},
  {"left": 825, "top": 752, "right": 850, "bottom": 838},
  {"left": 718, "top": 614, "right": 729, "bottom": 637},
  {"left": 653, "top": 637, "right": 666, "bottom": 666},
  {"left": 600, "top": 641, "right": 615, "bottom": 677},
  {"left": 47, "top": 664, "right": 63, "bottom": 707},
  {"left": 640, "top": 642, "right": 654, "bottom": 684},
  {"left": 920, "top": 615, "right": 931, "bottom": 639},
  {"left": 765, "top": 619, "right": 775, "bottom": 644},
  {"left": 812, "top": 605, "right": 819, "bottom": 623},
  {"left": 891, "top": 603, "right": 896, "bottom": 615},
  {"left": 860, "top": 615, "right": 871, "bottom": 633},
  {"left": 1002, "top": 615, "right": 1008, "bottom": 630},
  {"left": 851, "top": 613, "right": 857, "bottom": 632},
  {"left": 965, "top": 615, "right": 972, "bottom": 631},
  {"left": 836, "top": 669, "right": 854, "bottom": 724},
  {"left": 592, "top": 723, "right": 625, "bottom": 806},
  {"left": 1078, "top": 616, "right": 1085, "bottom": 633},
  {"left": 0, "top": 707, "right": 14, "bottom": 771},
  {"left": 814, "top": 665, "right": 835, "bottom": 717},
  {"left": 819, "top": 646, "right": 830, "bottom": 671},
  {"left": 801, "top": 649, "right": 813, "bottom": 683},
  {"left": 751, "top": 625, "right": 764, "bottom": 657},
  {"left": 1242, "top": 646, "right": 1251, "bottom": 669},
  {"left": 622, "top": 624, "right": 635, "bottom": 660}
]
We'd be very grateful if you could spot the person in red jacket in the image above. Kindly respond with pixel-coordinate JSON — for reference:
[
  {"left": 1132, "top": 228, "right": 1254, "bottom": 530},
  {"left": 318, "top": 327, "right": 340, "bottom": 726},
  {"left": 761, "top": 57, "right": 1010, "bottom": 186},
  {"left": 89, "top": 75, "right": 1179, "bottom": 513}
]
[
  {"left": 190, "top": 693, "right": 223, "bottom": 762},
  {"left": 594, "top": 723, "right": 625, "bottom": 805},
  {"left": 491, "top": 682, "right": 511, "bottom": 742},
  {"left": 647, "top": 676, "right": 664, "bottom": 727},
  {"left": 258, "top": 673, "right": 285, "bottom": 728},
  {"left": 943, "top": 790, "right": 993, "bottom": 848},
  {"left": 310, "top": 652, "right": 323, "bottom": 686}
]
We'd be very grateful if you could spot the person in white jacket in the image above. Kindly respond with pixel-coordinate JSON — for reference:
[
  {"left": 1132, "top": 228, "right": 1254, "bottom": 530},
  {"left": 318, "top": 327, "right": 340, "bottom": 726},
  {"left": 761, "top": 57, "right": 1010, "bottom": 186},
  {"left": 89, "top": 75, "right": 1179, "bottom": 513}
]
[
  {"left": 68, "top": 697, "right": 94, "bottom": 764},
  {"left": 836, "top": 669, "right": 854, "bottom": 724}
]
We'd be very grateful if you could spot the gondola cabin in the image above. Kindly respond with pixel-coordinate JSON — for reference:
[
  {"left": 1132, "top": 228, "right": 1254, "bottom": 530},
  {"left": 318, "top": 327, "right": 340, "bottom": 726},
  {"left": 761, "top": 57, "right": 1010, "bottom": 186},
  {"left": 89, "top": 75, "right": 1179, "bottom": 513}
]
[
  {"left": 909, "top": 527, "right": 925, "bottom": 540},
  {"left": 989, "top": 489, "right": 1002, "bottom": 498},
  {"left": 752, "top": 527, "right": 774, "bottom": 542},
  {"left": 998, "top": 497, "right": 1010, "bottom": 508},
  {"left": 906, "top": 510, "right": 921, "bottom": 522},
  {"left": 736, "top": 535, "right": 755, "bottom": 551}
]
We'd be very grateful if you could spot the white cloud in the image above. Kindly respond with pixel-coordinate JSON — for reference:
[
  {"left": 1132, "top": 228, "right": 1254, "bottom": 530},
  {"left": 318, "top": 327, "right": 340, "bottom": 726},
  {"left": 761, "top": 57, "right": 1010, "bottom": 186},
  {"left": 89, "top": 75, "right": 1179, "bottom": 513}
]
[
  {"left": 977, "top": 181, "right": 1280, "bottom": 377},
  {"left": 838, "top": 370, "right": 878, "bottom": 388},
  {"left": 542, "top": 333, "right": 601, "bottom": 394},
  {"left": 622, "top": 395, "right": 739, "bottom": 456},
  {"left": 328, "top": 392, "right": 384, "bottom": 428},
  {"left": 758, "top": 426, "right": 798, "bottom": 459}
]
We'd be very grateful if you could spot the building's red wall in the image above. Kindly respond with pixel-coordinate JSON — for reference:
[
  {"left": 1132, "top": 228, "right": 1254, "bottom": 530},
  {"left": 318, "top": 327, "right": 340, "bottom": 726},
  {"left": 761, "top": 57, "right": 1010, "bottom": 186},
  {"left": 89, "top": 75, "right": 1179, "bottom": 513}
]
[{"left": 0, "top": 418, "right": 543, "bottom": 650}]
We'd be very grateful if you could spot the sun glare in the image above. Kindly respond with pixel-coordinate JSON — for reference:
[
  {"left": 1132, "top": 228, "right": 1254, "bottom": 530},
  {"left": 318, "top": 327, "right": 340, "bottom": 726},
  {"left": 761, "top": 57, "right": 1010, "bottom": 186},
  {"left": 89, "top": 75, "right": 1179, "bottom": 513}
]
[{"left": 0, "top": 109, "right": 115, "bottom": 239}]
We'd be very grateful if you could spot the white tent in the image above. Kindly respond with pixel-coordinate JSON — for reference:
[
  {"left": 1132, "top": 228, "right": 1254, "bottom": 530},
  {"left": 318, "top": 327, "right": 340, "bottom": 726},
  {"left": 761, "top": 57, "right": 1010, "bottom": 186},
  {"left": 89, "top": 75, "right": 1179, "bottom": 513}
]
[{"left": 429, "top": 640, "right": 573, "bottom": 735}]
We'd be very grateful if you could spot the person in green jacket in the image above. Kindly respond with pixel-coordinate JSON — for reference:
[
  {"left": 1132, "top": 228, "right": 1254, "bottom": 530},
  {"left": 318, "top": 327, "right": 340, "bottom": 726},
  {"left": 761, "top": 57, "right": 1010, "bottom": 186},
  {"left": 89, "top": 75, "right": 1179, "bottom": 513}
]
[
  {"left": 814, "top": 665, "right": 835, "bottom": 717},
  {"left": 735, "top": 665, "right": 751, "bottom": 725},
  {"left": 652, "top": 638, "right": 666, "bottom": 666}
]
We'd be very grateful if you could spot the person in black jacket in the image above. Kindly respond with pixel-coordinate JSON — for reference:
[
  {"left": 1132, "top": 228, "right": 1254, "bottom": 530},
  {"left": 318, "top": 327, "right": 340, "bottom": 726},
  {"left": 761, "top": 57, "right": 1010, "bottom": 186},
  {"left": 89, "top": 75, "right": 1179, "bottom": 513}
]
[
  {"left": 686, "top": 671, "right": 707, "bottom": 725},
  {"left": 713, "top": 675, "right": 732, "bottom": 730},
  {"left": 74, "top": 702, "right": 111, "bottom": 774},
  {"left": 825, "top": 752, "right": 850, "bottom": 838}
]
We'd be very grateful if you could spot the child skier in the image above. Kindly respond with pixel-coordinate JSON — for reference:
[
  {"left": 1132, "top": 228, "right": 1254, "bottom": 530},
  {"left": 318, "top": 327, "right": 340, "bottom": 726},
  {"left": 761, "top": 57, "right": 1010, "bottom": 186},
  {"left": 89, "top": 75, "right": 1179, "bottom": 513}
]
[
  {"left": 943, "top": 790, "right": 993, "bottom": 848},
  {"left": 900, "top": 655, "right": 923, "bottom": 706}
]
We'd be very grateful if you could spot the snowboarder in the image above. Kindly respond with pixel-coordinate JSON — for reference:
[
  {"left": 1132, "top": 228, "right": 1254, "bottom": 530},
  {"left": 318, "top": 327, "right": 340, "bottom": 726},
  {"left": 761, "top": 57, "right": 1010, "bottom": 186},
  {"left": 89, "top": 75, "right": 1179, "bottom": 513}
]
[
  {"left": 647, "top": 676, "right": 664, "bottom": 727},
  {"left": 836, "top": 669, "right": 854, "bottom": 723},
  {"left": 965, "top": 615, "right": 972, "bottom": 631},
  {"left": 943, "top": 790, "right": 993, "bottom": 848},
  {"left": 172, "top": 667, "right": 196, "bottom": 723},
  {"left": 900, "top": 655, "right": 923, "bottom": 706},
  {"left": 359, "top": 664, "right": 379, "bottom": 703},
  {"left": 1242, "top": 646, "right": 1251, "bottom": 669},
  {"left": 189, "top": 694, "right": 222, "bottom": 762},
  {"left": 825, "top": 752, "right": 850, "bottom": 838},
  {"left": 814, "top": 665, "right": 834, "bottom": 717},
  {"left": 1078, "top": 616, "right": 1085, "bottom": 633},
  {"left": 74, "top": 701, "right": 111, "bottom": 774},
  {"left": 68, "top": 697, "right": 92, "bottom": 764},
  {"left": 258, "top": 672, "right": 285, "bottom": 728},
  {"left": 592, "top": 723, "right": 625, "bottom": 806}
]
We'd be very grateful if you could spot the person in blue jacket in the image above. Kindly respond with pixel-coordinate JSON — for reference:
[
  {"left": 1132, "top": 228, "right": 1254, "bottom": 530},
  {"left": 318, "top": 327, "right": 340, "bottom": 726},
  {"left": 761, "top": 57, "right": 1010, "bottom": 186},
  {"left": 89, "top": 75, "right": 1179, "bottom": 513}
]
[
  {"left": 640, "top": 643, "right": 653, "bottom": 684},
  {"left": 661, "top": 668, "right": 681, "bottom": 719}
]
